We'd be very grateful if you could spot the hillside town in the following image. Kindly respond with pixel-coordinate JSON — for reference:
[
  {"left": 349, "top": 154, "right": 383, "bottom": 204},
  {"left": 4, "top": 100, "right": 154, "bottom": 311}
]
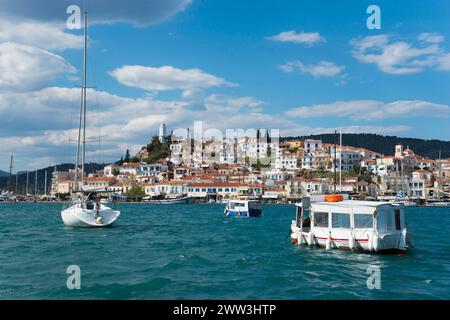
[{"left": 46, "top": 123, "right": 450, "bottom": 204}]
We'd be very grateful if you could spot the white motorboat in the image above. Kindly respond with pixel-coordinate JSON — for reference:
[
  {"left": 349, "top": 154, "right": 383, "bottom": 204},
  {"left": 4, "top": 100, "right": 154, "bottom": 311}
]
[
  {"left": 61, "top": 12, "right": 120, "bottom": 227},
  {"left": 290, "top": 195, "right": 414, "bottom": 253}
]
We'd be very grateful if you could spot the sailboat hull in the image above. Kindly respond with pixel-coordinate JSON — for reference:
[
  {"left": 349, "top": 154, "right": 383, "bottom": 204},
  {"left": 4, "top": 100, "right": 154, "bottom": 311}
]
[{"left": 61, "top": 204, "right": 120, "bottom": 227}]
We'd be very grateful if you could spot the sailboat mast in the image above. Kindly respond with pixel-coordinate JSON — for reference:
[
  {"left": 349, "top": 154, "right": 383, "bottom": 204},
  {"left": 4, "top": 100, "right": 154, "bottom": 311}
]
[
  {"left": 438, "top": 149, "right": 442, "bottom": 201},
  {"left": 34, "top": 170, "right": 38, "bottom": 195},
  {"left": 74, "top": 11, "right": 88, "bottom": 192},
  {"left": 82, "top": 12, "right": 88, "bottom": 183},
  {"left": 8, "top": 154, "right": 13, "bottom": 193},
  {"left": 339, "top": 129, "right": 342, "bottom": 192},
  {"left": 44, "top": 170, "right": 48, "bottom": 196}
]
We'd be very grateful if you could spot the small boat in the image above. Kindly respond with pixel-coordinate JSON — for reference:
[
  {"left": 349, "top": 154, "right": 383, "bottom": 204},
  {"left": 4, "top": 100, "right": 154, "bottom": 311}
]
[
  {"left": 290, "top": 194, "right": 414, "bottom": 252},
  {"left": 142, "top": 195, "right": 191, "bottom": 204},
  {"left": 224, "top": 200, "right": 262, "bottom": 217},
  {"left": 61, "top": 191, "right": 120, "bottom": 227}
]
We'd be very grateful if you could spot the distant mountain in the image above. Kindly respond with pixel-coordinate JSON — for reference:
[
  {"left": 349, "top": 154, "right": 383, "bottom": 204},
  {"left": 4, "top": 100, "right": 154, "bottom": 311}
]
[
  {"left": 0, "top": 163, "right": 105, "bottom": 193},
  {"left": 0, "top": 170, "right": 9, "bottom": 177},
  {"left": 283, "top": 133, "right": 450, "bottom": 159}
]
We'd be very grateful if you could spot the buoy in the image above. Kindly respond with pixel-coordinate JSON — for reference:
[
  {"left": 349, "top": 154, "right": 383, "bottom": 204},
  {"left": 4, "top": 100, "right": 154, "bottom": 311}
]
[
  {"left": 348, "top": 232, "right": 356, "bottom": 251},
  {"left": 326, "top": 233, "right": 332, "bottom": 250},
  {"left": 307, "top": 232, "right": 315, "bottom": 246}
]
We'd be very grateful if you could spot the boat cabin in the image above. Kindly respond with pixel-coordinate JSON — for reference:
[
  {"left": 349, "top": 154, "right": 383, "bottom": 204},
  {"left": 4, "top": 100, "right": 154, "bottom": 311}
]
[{"left": 225, "top": 200, "right": 262, "bottom": 217}]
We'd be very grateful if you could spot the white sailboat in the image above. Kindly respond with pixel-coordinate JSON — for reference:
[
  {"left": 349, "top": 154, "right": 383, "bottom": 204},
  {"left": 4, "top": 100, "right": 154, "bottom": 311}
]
[{"left": 61, "top": 12, "right": 120, "bottom": 228}]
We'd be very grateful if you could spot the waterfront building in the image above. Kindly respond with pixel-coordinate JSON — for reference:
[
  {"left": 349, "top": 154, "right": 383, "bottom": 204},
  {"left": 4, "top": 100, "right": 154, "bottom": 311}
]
[
  {"left": 108, "top": 181, "right": 134, "bottom": 195},
  {"left": 144, "top": 181, "right": 188, "bottom": 197},
  {"left": 119, "top": 162, "right": 140, "bottom": 176},
  {"left": 81, "top": 176, "right": 117, "bottom": 191},
  {"left": 137, "top": 163, "right": 169, "bottom": 181}
]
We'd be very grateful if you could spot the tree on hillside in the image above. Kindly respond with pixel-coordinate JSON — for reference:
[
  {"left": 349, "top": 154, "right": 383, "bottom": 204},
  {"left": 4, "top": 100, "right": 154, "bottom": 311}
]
[
  {"left": 126, "top": 186, "right": 146, "bottom": 202},
  {"left": 144, "top": 136, "right": 170, "bottom": 163},
  {"left": 124, "top": 149, "right": 131, "bottom": 163}
]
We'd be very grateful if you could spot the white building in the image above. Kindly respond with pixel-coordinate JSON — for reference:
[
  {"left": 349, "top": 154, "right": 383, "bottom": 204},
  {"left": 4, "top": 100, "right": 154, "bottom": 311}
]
[
  {"left": 159, "top": 123, "right": 167, "bottom": 144},
  {"left": 137, "top": 163, "right": 169, "bottom": 181},
  {"left": 103, "top": 164, "right": 119, "bottom": 178},
  {"left": 275, "top": 150, "right": 297, "bottom": 170},
  {"left": 301, "top": 139, "right": 325, "bottom": 170},
  {"left": 144, "top": 181, "right": 187, "bottom": 197}
]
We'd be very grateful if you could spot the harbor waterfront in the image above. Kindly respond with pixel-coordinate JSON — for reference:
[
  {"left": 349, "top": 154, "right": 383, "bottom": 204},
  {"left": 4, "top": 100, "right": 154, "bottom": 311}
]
[{"left": 1, "top": 203, "right": 449, "bottom": 300}]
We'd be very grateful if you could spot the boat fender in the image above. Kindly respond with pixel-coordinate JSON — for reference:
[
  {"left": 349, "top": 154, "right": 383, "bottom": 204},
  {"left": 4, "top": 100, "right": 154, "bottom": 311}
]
[
  {"left": 307, "top": 232, "right": 315, "bottom": 246},
  {"left": 372, "top": 233, "right": 380, "bottom": 252},
  {"left": 348, "top": 232, "right": 356, "bottom": 251},
  {"left": 399, "top": 228, "right": 407, "bottom": 249},
  {"left": 368, "top": 233, "right": 373, "bottom": 251},
  {"left": 326, "top": 233, "right": 332, "bottom": 250}
]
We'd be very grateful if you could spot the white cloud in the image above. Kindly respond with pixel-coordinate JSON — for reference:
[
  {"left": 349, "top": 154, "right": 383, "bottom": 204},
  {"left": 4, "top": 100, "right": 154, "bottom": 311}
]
[
  {"left": 110, "top": 65, "right": 237, "bottom": 92},
  {"left": 0, "top": 20, "right": 82, "bottom": 51},
  {"left": 351, "top": 34, "right": 450, "bottom": 74},
  {"left": 418, "top": 32, "right": 445, "bottom": 44},
  {"left": 437, "top": 53, "right": 450, "bottom": 71},
  {"left": 279, "top": 60, "right": 345, "bottom": 78},
  {"left": 0, "top": 0, "right": 191, "bottom": 26},
  {"left": 267, "top": 30, "right": 325, "bottom": 45},
  {"left": 286, "top": 100, "right": 450, "bottom": 120},
  {"left": 205, "top": 94, "right": 265, "bottom": 113},
  {"left": 0, "top": 42, "right": 76, "bottom": 92}
]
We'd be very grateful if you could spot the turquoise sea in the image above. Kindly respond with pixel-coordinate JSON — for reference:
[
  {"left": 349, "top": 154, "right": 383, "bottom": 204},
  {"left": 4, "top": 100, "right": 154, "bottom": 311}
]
[{"left": 0, "top": 203, "right": 449, "bottom": 300}]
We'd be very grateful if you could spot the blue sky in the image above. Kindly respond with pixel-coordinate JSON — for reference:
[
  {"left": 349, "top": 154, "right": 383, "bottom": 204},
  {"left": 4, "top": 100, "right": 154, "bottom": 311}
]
[{"left": 0, "top": 0, "right": 449, "bottom": 170}]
